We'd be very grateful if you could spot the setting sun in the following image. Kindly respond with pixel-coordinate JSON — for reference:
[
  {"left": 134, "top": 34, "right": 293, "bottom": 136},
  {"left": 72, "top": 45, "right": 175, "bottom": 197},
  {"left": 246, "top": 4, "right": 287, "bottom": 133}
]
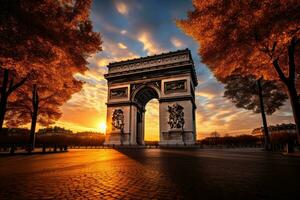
[{"left": 99, "top": 122, "right": 106, "bottom": 133}]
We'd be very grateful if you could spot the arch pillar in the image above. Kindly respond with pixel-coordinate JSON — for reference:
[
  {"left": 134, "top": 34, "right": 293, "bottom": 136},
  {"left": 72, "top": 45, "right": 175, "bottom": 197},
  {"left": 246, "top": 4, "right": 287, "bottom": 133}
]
[{"left": 159, "top": 98, "right": 196, "bottom": 145}]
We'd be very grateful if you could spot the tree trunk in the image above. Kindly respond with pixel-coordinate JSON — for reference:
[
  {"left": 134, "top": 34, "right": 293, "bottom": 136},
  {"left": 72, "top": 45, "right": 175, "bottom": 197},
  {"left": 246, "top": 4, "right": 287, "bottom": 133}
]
[
  {"left": 0, "top": 68, "right": 27, "bottom": 132},
  {"left": 257, "top": 78, "right": 271, "bottom": 150},
  {"left": 29, "top": 84, "right": 39, "bottom": 151},
  {"left": 286, "top": 82, "right": 300, "bottom": 144},
  {"left": 0, "top": 69, "right": 9, "bottom": 131},
  {"left": 272, "top": 37, "right": 300, "bottom": 145}
]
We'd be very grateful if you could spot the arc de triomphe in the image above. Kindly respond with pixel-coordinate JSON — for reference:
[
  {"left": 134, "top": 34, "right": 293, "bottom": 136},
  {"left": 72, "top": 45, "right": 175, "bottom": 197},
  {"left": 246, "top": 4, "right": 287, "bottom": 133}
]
[{"left": 104, "top": 49, "right": 197, "bottom": 145}]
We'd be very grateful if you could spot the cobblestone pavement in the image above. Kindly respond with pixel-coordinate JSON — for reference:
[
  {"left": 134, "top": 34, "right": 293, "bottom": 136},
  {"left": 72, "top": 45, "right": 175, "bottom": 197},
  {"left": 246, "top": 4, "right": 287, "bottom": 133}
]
[{"left": 0, "top": 148, "right": 300, "bottom": 200}]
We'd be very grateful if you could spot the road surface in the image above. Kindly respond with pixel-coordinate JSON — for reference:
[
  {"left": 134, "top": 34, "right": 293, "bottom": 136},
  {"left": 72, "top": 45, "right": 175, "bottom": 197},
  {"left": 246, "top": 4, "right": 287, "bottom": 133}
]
[{"left": 0, "top": 148, "right": 299, "bottom": 199}]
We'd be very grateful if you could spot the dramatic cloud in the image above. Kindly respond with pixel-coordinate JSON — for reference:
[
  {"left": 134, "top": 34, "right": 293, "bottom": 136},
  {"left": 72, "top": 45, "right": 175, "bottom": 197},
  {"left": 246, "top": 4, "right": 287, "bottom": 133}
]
[
  {"left": 138, "top": 31, "right": 164, "bottom": 55},
  {"left": 171, "top": 37, "right": 185, "bottom": 48},
  {"left": 114, "top": 1, "right": 129, "bottom": 15},
  {"left": 118, "top": 42, "right": 128, "bottom": 49},
  {"left": 54, "top": 0, "right": 293, "bottom": 138}
]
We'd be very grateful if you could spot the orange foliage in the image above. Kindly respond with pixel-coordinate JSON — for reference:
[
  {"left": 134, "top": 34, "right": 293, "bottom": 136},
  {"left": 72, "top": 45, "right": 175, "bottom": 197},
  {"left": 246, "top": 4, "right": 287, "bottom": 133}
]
[
  {"left": 178, "top": 0, "right": 300, "bottom": 142},
  {"left": 0, "top": 0, "right": 102, "bottom": 129},
  {"left": 0, "top": 0, "right": 102, "bottom": 75},
  {"left": 177, "top": 0, "right": 300, "bottom": 81},
  {"left": 6, "top": 69, "right": 82, "bottom": 127}
]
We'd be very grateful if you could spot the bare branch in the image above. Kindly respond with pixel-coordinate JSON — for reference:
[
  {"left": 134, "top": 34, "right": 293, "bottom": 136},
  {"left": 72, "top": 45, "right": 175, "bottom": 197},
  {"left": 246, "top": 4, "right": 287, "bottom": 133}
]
[
  {"left": 258, "top": 42, "right": 274, "bottom": 59},
  {"left": 7, "top": 76, "right": 28, "bottom": 95},
  {"left": 271, "top": 42, "right": 277, "bottom": 53},
  {"left": 272, "top": 59, "right": 288, "bottom": 84},
  {"left": 289, "top": 26, "right": 300, "bottom": 36}
]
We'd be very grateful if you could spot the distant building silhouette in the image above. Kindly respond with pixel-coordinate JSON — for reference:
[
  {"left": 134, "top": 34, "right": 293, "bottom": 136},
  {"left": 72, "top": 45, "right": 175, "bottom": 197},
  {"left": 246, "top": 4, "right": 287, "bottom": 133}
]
[{"left": 252, "top": 123, "right": 296, "bottom": 138}]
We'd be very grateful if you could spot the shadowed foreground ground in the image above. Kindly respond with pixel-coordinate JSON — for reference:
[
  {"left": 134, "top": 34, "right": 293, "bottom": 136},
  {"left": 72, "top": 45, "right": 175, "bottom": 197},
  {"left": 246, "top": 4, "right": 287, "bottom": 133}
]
[{"left": 0, "top": 148, "right": 299, "bottom": 200}]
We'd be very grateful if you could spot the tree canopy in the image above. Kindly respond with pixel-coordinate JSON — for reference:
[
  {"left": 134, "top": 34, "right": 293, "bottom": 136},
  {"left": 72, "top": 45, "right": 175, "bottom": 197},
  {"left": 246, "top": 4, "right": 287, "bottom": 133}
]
[
  {"left": 0, "top": 0, "right": 102, "bottom": 133},
  {"left": 178, "top": 0, "right": 300, "bottom": 143},
  {"left": 177, "top": 0, "right": 300, "bottom": 81},
  {"left": 0, "top": 0, "right": 101, "bottom": 75},
  {"left": 6, "top": 69, "right": 82, "bottom": 128},
  {"left": 224, "top": 75, "right": 287, "bottom": 115}
]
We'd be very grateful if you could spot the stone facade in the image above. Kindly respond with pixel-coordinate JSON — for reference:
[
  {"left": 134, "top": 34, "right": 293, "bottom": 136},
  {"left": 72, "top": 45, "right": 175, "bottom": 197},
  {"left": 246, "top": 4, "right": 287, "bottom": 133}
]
[{"left": 104, "top": 49, "right": 197, "bottom": 145}]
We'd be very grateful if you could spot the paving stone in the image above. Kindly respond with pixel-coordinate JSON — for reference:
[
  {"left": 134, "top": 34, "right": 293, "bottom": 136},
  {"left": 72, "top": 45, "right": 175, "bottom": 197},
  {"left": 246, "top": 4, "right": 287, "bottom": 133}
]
[{"left": 0, "top": 149, "right": 300, "bottom": 199}]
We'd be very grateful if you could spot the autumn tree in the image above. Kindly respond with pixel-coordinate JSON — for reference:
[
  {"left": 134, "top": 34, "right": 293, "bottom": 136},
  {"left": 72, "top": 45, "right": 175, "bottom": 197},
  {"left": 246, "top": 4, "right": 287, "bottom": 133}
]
[
  {"left": 6, "top": 68, "right": 82, "bottom": 150},
  {"left": 0, "top": 0, "right": 101, "bottom": 131},
  {"left": 177, "top": 0, "right": 300, "bottom": 143},
  {"left": 0, "top": 69, "right": 28, "bottom": 130},
  {"left": 223, "top": 75, "right": 287, "bottom": 149}
]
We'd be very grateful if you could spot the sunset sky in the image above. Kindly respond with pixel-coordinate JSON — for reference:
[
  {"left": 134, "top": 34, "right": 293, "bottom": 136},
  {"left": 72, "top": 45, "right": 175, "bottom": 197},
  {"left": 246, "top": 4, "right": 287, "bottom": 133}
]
[{"left": 54, "top": 0, "right": 294, "bottom": 140}]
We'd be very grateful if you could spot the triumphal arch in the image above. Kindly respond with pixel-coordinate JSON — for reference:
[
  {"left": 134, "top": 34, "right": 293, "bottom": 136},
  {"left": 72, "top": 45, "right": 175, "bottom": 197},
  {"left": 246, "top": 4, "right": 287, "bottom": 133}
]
[{"left": 104, "top": 49, "right": 197, "bottom": 145}]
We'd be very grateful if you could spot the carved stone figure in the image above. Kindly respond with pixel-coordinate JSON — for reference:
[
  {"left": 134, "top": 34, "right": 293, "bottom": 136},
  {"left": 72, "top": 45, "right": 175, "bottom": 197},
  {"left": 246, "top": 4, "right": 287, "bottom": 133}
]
[
  {"left": 167, "top": 103, "right": 185, "bottom": 129},
  {"left": 112, "top": 109, "right": 124, "bottom": 131}
]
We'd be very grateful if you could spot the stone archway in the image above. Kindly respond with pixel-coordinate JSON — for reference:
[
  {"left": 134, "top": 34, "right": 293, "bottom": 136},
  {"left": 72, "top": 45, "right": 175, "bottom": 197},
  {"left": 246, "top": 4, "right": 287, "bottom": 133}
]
[
  {"left": 104, "top": 49, "right": 197, "bottom": 145},
  {"left": 132, "top": 85, "right": 160, "bottom": 145}
]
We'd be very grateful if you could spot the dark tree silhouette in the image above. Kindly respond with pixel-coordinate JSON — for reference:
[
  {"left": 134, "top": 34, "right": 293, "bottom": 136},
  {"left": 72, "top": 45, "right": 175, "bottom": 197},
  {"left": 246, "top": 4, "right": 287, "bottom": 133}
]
[
  {"left": 223, "top": 75, "right": 288, "bottom": 149},
  {"left": 0, "top": 69, "right": 28, "bottom": 130},
  {"left": 177, "top": 0, "right": 300, "bottom": 143},
  {"left": 0, "top": 0, "right": 102, "bottom": 132},
  {"left": 6, "top": 69, "right": 82, "bottom": 150},
  {"left": 210, "top": 131, "right": 220, "bottom": 145},
  {"left": 210, "top": 131, "right": 220, "bottom": 138}
]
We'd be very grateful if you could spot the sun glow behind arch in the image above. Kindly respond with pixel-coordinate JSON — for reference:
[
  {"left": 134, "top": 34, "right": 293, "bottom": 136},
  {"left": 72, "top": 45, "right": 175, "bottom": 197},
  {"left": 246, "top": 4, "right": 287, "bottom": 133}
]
[{"left": 99, "top": 122, "right": 107, "bottom": 133}]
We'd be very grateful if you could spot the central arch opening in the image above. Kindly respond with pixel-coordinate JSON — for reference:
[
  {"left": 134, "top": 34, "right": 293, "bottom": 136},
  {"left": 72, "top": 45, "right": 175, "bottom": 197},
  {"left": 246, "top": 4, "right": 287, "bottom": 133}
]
[{"left": 133, "top": 86, "right": 160, "bottom": 145}]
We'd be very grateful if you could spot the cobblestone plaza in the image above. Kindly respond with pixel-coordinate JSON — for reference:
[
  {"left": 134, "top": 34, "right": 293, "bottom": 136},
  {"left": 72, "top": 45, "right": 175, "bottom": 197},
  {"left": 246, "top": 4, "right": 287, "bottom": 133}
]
[{"left": 0, "top": 149, "right": 299, "bottom": 199}]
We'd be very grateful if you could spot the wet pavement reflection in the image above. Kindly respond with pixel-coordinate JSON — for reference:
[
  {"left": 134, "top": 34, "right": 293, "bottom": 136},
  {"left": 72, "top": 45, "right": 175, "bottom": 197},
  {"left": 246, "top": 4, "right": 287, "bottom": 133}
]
[{"left": 0, "top": 148, "right": 299, "bottom": 199}]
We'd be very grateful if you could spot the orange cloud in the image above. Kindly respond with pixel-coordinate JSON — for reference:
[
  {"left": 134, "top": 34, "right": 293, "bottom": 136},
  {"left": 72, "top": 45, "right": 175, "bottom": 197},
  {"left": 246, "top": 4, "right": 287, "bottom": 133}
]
[
  {"left": 118, "top": 42, "right": 128, "bottom": 49},
  {"left": 171, "top": 37, "right": 185, "bottom": 48},
  {"left": 138, "top": 31, "right": 164, "bottom": 55},
  {"left": 115, "top": 1, "right": 128, "bottom": 15},
  {"left": 97, "top": 59, "right": 110, "bottom": 67},
  {"left": 195, "top": 91, "right": 216, "bottom": 100}
]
